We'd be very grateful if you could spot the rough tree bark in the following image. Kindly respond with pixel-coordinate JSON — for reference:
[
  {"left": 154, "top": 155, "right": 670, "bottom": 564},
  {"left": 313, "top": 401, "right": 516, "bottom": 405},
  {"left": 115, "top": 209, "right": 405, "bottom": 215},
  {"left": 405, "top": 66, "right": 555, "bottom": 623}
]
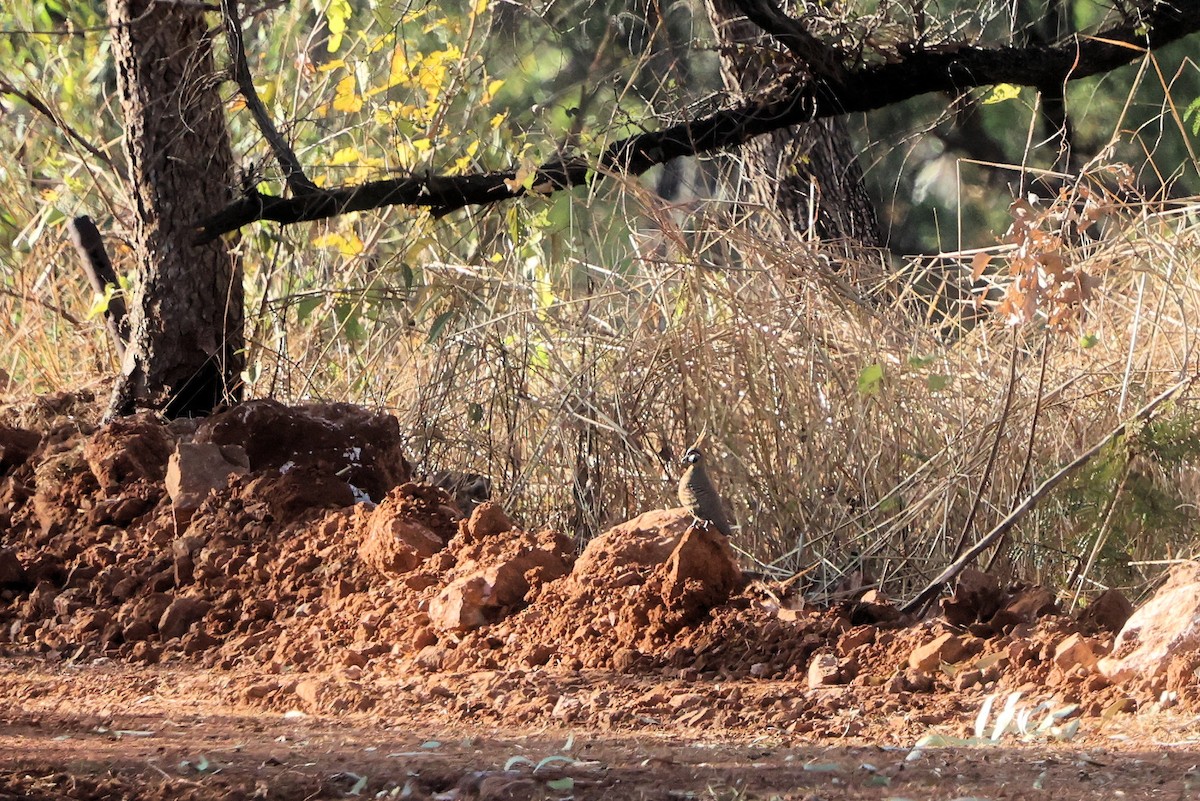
[
  {"left": 105, "top": 0, "right": 244, "bottom": 419},
  {"left": 707, "top": 0, "right": 882, "bottom": 251}
]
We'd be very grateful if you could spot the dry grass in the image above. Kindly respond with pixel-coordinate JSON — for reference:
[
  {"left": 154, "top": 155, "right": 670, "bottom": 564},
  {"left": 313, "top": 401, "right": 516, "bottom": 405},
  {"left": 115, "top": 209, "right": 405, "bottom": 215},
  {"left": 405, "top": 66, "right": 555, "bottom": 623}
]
[{"left": 5, "top": 160, "right": 1200, "bottom": 608}]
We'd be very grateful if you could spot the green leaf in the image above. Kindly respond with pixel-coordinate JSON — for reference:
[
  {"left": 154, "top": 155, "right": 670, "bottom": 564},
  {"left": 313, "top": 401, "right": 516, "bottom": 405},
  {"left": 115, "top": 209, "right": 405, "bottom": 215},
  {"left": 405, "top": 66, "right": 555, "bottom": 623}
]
[
  {"left": 296, "top": 296, "right": 321, "bottom": 324},
  {"left": 468, "top": 402, "right": 484, "bottom": 424},
  {"left": 1184, "top": 97, "right": 1200, "bottom": 136},
  {"left": 907, "top": 354, "right": 936, "bottom": 368},
  {"left": 427, "top": 310, "right": 455, "bottom": 343},
  {"left": 926, "top": 374, "right": 949, "bottom": 392},
  {"left": 1079, "top": 333, "right": 1100, "bottom": 349},
  {"left": 546, "top": 777, "right": 574, "bottom": 791},
  {"left": 857, "top": 363, "right": 884, "bottom": 396}
]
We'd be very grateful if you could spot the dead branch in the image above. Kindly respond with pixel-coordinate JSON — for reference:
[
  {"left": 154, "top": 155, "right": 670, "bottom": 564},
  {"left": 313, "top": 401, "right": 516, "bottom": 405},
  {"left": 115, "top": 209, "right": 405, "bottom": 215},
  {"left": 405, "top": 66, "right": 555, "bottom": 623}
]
[
  {"left": 68, "top": 215, "right": 129, "bottom": 357},
  {"left": 220, "top": 0, "right": 317, "bottom": 196}
]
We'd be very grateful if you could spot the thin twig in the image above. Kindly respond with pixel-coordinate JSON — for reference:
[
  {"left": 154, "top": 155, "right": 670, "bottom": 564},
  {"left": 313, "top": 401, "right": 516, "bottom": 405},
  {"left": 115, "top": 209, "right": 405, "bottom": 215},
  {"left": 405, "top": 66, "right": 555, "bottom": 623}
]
[
  {"left": 951, "top": 331, "right": 1019, "bottom": 560},
  {"left": 985, "top": 335, "right": 1050, "bottom": 572}
]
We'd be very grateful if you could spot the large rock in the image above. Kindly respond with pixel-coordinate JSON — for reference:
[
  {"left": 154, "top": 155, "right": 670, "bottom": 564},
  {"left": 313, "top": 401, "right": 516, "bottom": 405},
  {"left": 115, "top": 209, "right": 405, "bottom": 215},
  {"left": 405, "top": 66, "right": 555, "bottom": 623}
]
[
  {"left": 1099, "top": 562, "right": 1200, "bottom": 683},
  {"left": 165, "top": 442, "right": 250, "bottom": 519},
  {"left": 657, "top": 524, "right": 742, "bottom": 614},
  {"left": 358, "top": 491, "right": 448, "bottom": 577},
  {"left": 193, "top": 400, "right": 411, "bottom": 502},
  {"left": 573, "top": 508, "right": 695, "bottom": 586}
]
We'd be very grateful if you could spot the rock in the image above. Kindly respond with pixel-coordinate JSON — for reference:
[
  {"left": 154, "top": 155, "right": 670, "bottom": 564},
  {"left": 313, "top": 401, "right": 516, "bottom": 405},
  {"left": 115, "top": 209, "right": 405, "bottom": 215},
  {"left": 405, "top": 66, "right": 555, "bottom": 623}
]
[
  {"left": 193, "top": 399, "right": 411, "bottom": 502},
  {"left": 837, "top": 626, "right": 876, "bottom": 654},
  {"left": 83, "top": 412, "right": 174, "bottom": 491},
  {"left": 158, "top": 596, "right": 211, "bottom": 641},
  {"left": 165, "top": 442, "right": 250, "bottom": 519},
  {"left": 118, "top": 592, "right": 172, "bottom": 636},
  {"left": 1099, "top": 562, "right": 1200, "bottom": 683},
  {"left": 658, "top": 524, "right": 742, "bottom": 615},
  {"left": 0, "top": 549, "right": 30, "bottom": 591},
  {"left": 464, "top": 502, "right": 513, "bottom": 540},
  {"left": 807, "top": 651, "right": 841, "bottom": 688},
  {"left": 940, "top": 569, "right": 1003, "bottom": 626},
  {"left": 429, "top": 576, "right": 491, "bottom": 631},
  {"left": 428, "top": 527, "right": 574, "bottom": 632},
  {"left": 359, "top": 517, "right": 444, "bottom": 577},
  {"left": 908, "top": 632, "right": 969, "bottom": 672},
  {"left": 1077, "top": 588, "right": 1134, "bottom": 633},
  {"left": 574, "top": 509, "right": 695, "bottom": 584},
  {"left": 0, "top": 425, "right": 41, "bottom": 474},
  {"left": 294, "top": 679, "right": 325, "bottom": 709},
  {"left": 1053, "top": 632, "right": 1101, "bottom": 671}
]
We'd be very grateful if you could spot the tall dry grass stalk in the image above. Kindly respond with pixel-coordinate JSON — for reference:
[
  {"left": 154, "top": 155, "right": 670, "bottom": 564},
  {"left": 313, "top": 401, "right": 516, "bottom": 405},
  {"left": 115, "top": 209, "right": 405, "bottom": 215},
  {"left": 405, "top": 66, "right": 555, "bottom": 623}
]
[{"left": 4, "top": 163, "right": 1200, "bottom": 603}]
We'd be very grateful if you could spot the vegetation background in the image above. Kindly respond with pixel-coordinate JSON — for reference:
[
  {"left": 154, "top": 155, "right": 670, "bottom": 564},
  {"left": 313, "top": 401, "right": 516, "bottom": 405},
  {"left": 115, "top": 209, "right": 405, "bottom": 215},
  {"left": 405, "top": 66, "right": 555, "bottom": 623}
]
[{"left": 3, "top": 0, "right": 1200, "bottom": 604}]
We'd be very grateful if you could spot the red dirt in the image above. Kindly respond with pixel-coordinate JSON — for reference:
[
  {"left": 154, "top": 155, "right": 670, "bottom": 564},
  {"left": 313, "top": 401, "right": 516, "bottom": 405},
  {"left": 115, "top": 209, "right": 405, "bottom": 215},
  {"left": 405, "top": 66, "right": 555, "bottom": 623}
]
[{"left": 2, "top": 393, "right": 1198, "bottom": 800}]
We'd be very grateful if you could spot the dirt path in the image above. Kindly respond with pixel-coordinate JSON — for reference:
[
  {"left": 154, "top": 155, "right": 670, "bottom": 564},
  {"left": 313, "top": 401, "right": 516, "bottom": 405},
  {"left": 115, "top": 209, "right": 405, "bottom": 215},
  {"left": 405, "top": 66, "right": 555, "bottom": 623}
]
[{"left": 3, "top": 658, "right": 1200, "bottom": 801}]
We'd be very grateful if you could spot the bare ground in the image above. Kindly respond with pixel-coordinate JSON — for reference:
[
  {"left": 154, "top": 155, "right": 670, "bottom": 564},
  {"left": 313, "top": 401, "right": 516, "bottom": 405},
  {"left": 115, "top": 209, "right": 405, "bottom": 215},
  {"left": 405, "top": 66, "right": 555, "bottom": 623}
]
[{"left": 2, "top": 393, "right": 1199, "bottom": 800}]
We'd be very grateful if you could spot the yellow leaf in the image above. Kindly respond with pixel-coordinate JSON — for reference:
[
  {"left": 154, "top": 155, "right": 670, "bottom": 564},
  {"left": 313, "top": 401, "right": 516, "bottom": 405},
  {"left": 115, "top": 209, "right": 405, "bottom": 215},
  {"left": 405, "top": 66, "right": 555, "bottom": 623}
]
[
  {"left": 483, "top": 78, "right": 504, "bottom": 103},
  {"left": 312, "top": 231, "right": 364, "bottom": 256},
  {"left": 473, "top": 0, "right": 489, "bottom": 16},
  {"left": 981, "top": 83, "right": 1021, "bottom": 105},
  {"left": 331, "top": 146, "right": 363, "bottom": 165},
  {"left": 332, "top": 75, "right": 363, "bottom": 113}
]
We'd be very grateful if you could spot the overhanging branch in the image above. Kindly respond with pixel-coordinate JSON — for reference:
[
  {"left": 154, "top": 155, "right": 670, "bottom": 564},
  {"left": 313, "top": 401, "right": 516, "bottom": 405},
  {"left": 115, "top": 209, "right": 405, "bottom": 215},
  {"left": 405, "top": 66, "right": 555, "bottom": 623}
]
[{"left": 194, "top": 2, "right": 1200, "bottom": 244}]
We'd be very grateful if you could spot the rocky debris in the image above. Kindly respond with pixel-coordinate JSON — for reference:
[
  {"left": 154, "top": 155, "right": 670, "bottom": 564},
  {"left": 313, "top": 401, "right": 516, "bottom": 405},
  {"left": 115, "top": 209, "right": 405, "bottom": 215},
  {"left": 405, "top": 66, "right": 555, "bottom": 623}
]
[
  {"left": 1077, "top": 588, "right": 1134, "bottom": 633},
  {"left": 428, "top": 506, "right": 573, "bottom": 632},
  {"left": 908, "top": 631, "right": 975, "bottom": 672},
  {"left": 0, "top": 425, "right": 41, "bottom": 474},
  {"left": 3, "top": 392, "right": 1197, "bottom": 734},
  {"left": 193, "top": 399, "right": 411, "bottom": 502},
  {"left": 165, "top": 442, "right": 250, "bottom": 519},
  {"left": 1099, "top": 562, "right": 1200, "bottom": 684},
  {"left": 1053, "top": 632, "right": 1103, "bottom": 671},
  {"left": 82, "top": 412, "right": 174, "bottom": 491}
]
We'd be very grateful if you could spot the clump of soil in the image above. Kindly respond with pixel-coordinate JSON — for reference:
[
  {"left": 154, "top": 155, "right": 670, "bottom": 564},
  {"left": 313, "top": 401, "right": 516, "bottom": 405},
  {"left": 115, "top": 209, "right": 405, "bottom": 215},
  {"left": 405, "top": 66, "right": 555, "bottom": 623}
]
[{"left": 0, "top": 394, "right": 1188, "bottom": 734}]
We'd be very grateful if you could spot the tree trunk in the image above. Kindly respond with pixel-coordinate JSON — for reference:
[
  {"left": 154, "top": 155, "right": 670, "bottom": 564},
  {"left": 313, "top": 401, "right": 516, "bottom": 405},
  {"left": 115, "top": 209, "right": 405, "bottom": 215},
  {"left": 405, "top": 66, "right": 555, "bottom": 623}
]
[
  {"left": 105, "top": 0, "right": 244, "bottom": 419},
  {"left": 707, "top": 0, "right": 883, "bottom": 252}
]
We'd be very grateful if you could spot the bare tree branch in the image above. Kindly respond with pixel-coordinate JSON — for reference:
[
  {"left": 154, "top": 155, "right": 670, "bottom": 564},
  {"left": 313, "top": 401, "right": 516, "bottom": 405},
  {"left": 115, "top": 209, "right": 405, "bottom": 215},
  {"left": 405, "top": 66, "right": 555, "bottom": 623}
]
[
  {"left": 194, "top": 2, "right": 1200, "bottom": 243},
  {"left": 728, "top": 0, "right": 847, "bottom": 84},
  {"left": 220, "top": 0, "right": 317, "bottom": 196}
]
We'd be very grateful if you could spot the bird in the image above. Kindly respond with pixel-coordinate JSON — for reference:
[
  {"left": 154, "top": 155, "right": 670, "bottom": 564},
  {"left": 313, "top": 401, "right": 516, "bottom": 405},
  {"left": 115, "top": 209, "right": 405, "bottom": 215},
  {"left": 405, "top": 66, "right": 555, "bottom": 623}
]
[{"left": 678, "top": 444, "right": 733, "bottom": 538}]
